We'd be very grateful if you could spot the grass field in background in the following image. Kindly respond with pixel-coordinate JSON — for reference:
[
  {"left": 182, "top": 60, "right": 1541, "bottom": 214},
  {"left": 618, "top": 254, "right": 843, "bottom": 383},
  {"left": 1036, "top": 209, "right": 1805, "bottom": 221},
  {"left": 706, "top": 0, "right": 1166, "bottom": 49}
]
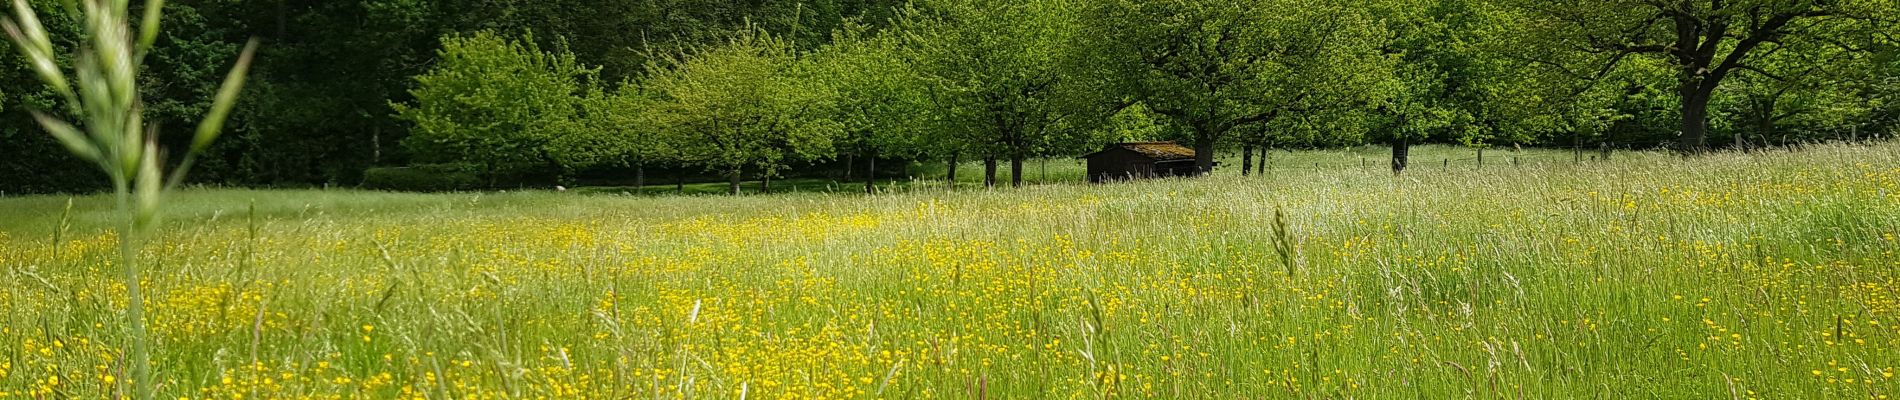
[
  {"left": 2, "top": 143, "right": 1897, "bottom": 398},
  {"left": 592, "top": 145, "right": 1622, "bottom": 196}
]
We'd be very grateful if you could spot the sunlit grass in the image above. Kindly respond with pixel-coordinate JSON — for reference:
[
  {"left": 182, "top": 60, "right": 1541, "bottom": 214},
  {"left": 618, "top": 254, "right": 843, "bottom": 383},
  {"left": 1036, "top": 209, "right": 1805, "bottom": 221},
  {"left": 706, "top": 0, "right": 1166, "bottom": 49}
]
[
  {"left": 589, "top": 144, "right": 1601, "bottom": 195},
  {"left": 2, "top": 143, "right": 1897, "bottom": 398}
]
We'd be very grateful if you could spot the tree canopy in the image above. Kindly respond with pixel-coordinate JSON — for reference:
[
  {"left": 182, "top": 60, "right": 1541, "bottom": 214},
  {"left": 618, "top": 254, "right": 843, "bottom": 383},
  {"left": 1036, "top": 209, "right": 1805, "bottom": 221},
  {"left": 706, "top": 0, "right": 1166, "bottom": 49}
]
[
  {"left": 644, "top": 27, "right": 841, "bottom": 194},
  {"left": 1080, "top": 0, "right": 1394, "bottom": 171},
  {"left": 1502, "top": 0, "right": 1897, "bottom": 152},
  {"left": 392, "top": 31, "right": 596, "bottom": 183},
  {"left": 3, "top": 0, "right": 1896, "bottom": 193},
  {"left": 897, "top": 0, "right": 1094, "bottom": 187}
]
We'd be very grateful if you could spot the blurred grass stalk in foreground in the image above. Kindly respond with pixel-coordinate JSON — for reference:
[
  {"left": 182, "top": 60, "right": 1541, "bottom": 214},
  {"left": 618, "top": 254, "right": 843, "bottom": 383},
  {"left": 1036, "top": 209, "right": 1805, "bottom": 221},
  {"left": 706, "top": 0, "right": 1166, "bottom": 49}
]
[{"left": 2, "top": 0, "right": 256, "bottom": 398}]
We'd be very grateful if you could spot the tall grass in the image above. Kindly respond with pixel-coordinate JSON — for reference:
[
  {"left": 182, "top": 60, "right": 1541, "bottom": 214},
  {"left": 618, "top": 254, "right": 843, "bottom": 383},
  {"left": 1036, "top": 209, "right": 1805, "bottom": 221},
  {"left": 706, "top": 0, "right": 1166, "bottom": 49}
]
[
  {"left": 592, "top": 145, "right": 1614, "bottom": 195},
  {"left": 3, "top": 0, "right": 255, "bottom": 398},
  {"left": 0, "top": 143, "right": 1896, "bottom": 398}
]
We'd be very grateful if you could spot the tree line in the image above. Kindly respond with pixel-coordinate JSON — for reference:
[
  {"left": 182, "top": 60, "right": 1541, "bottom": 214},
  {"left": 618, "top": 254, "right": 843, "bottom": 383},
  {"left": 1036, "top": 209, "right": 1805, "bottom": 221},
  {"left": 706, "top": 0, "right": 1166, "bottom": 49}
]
[{"left": 4, "top": 0, "right": 1897, "bottom": 194}]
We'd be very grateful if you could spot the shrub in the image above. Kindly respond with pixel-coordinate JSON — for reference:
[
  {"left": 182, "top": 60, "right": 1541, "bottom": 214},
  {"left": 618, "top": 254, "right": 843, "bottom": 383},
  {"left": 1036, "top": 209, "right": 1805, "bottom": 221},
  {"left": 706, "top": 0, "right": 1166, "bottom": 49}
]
[{"left": 361, "top": 164, "right": 483, "bottom": 191}]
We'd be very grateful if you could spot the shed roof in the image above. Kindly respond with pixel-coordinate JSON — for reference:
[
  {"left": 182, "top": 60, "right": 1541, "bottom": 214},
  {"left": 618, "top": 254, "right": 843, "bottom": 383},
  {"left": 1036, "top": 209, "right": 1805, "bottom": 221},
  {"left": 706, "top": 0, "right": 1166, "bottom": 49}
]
[{"left": 1083, "top": 142, "right": 1197, "bottom": 161}]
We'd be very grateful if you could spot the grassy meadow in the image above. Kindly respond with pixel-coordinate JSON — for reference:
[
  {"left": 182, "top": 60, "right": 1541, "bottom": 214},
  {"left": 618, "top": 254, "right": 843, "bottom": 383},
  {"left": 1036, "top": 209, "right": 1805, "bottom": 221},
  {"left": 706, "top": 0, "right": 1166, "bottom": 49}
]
[
  {"left": 593, "top": 145, "right": 1614, "bottom": 195},
  {"left": 2, "top": 143, "right": 1898, "bottom": 399}
]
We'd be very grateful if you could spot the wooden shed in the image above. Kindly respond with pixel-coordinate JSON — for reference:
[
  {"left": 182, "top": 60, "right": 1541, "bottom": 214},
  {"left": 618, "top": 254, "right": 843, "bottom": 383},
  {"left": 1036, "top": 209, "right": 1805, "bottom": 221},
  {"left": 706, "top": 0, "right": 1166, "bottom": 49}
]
[{"left": 1079, "top": 142, "right": 1203, "bottom": 183}]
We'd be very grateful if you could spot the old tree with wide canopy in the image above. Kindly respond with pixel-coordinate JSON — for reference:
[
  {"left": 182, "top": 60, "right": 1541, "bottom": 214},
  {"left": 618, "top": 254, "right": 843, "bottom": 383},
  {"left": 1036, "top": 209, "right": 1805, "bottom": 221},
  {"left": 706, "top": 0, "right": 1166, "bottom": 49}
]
[{"left": 1507, "top": 0, "right": 1896, "bottom": 152}]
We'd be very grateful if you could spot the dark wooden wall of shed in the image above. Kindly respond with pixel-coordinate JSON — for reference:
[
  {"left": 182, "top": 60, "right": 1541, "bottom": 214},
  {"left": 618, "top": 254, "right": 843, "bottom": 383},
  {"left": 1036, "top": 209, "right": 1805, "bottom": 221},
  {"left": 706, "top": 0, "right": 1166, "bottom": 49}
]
[{"left": 1086, "top": 148, "right": 1156, "bottom": 183}]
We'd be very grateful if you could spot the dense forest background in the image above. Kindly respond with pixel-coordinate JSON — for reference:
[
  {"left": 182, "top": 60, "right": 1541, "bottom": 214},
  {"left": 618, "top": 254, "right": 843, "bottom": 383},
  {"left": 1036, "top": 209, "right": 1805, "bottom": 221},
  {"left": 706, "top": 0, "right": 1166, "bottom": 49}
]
[{"left": 3, "top": 0, "right": 1896, "bottom": 193}]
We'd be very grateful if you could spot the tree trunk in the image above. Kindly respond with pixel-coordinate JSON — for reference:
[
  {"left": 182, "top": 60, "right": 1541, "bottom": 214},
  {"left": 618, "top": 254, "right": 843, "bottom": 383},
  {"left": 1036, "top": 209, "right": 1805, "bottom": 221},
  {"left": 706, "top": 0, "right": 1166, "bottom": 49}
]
[
  {"left": 1391, "top": 137, "right": 1410, "bottom": 174},
  {"left": 761, "top": 172, "right": 771, "bottom": 194},
  {"left": 983, "top": 157, "right": 998, "bottom": 188},
  {"left": 844, "top": 153, "right": 855, "bottom": 181},
  {"left": 865, "top": 152, "right": 877, "bottom": 195},
  {"left": 484, "top": 163, "right": 498, "bottom": 188},
  {"left": 1476, "top": 147, "right": 1484, "bottom": 168},
  {"left": 1241, "top": 144, "right": 1254, "bottom": 177},
  {"left": 275, "top": 0, "right": 288, "bottom": 39},
  {"left": 946, "top": 152, "right": 960, "bottom": 184},
  {"left": 1573, "top": 131, "right": 1583, "bottom": 163},
  {"left": 728, "top": 167, "right": 742, "bottom": 195},
  {"left": 1010, "top": 156, "right": 1024, "bottom": 187},
  {"left": 372, "top": 127, "right": 382, "bottom": 165},
  {"left": 634, "top": 165, "right": 645, "bottom": 195},
  {"left": 1680, "top": 92, "right": 1712, "bottom": 153},
  {"left": 676, "top": 171, "right": 685, "bottom": 194},
  {"left": 539, "top": 149, "right": 566, "bottom": 187},
  {"left": 1756, "top": 110, "right": 1775, "bottom": 151},
  {"left": 1258, "top": 147, "right": 1268, "bottom": 175},
  {"left": 1192, "top": 135, "right": 1216, "bottom": 176}
]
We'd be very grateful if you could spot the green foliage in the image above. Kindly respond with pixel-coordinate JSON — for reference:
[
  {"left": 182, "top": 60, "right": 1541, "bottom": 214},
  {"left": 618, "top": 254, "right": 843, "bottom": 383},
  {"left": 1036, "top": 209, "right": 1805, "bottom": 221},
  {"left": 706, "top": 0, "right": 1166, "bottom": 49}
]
[
  {"left": 1864, "top": 41, "right": 1900, "bottom": 134},
  {"left": 392, "top": 31, "right": 597, "bottom": 182},
  {"left": 565, "top": 81, "right": 668, "bottom": 171},
  {"left": 1098, "top": 103, "right": 1169, "bottom": 143},
  {"left": 806, "top": 20, "right": 931, "bottom": 160},
  {"left": 361, "top": 164, "right": 483, "bottom": 192},
  {"left": 1078, "top": 0, "right": 1392, "bottom": 167},
  {"left": 1498, "top": 0, "right": 1898, "bottom": 151},
  {"left": 4, "top": 0, "right": 1899, "bottom": 194},
  {"left": 218, "top": 0, "right": 446, "bottom": 185},
  {"left": 644, "top": 27, "right": 841, "bottom": 193},
  {"left": 895, "top": 0, "right": 1097, "bottom": 185},
  {"left": 1370, "top": 0, "right": 1511, "bottom": 147},
  {"left": 0, "top": 0, "right": 918, "bottom": 193},
  {"left": 0, "top": 1, "right": 109, "bottom": 193},
  {"left": 1713, "top": 19, "right": 1883, "bottom": 146}
]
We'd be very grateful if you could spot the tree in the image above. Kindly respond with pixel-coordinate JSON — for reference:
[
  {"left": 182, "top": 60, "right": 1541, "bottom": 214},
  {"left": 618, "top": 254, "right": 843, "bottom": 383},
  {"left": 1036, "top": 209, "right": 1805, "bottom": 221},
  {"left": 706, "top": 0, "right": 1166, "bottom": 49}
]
[
  {"left": 899, "top": 0, "right": 1090, "bottom": 187},
  {"left": 1079, "top": 0, "right": 1391, "bottom": 173},
  {"left": 2, "top": 0, "right": 260, "bottom": 192},
  {"left": 1369, "top": 0, "right": 1535, "bottom": 172},
  {"left": 568, "top": 81, "right": 673, "bottom": 191},
  {"left": 645, "top": 27, "right": 841, "bottom": 195},
  {"left": 1715, "top": 20, "right": 1882, "bottom": 147},
  {"left": 1855, "top": 37, "right": 1900, "bottom": 136},
  {"left": 1479, "top": 16, "right": 1680, "bottom": 158},
  {"left": 392, "top": 31, "right": 596, "bottom": 184},
  {"left": 1504, "top": 0, "right": 1895, "bottom": 152},
  {"left": 217, "top": 0, "right": 442, "bottom": 185},
  {"left": 1097, "top": 103, "right": 1170, "bottom": 143},
  {"left": 0, "top": 0, "right": 920, "bottom": 194},
  {"left": 808, "top": 21, "right": 931, "bottom": 193}
]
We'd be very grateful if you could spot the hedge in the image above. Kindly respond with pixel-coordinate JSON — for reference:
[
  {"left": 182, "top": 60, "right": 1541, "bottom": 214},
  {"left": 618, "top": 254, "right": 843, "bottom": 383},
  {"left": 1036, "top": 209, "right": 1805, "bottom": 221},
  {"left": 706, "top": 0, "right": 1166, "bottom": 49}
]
[{"left": 361, "top": 164, "right": 483, "bottom": 192}]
